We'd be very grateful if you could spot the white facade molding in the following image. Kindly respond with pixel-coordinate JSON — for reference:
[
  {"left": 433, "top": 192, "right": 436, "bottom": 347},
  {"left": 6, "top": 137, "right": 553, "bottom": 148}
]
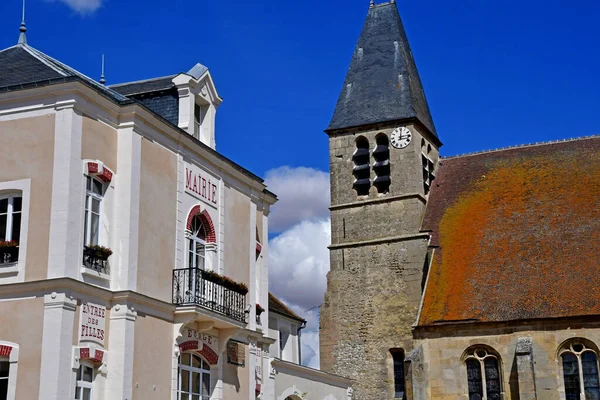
[
  {"left": 39, "top": 293, "right": 78, "bottom": 400},
  {"left": 47, "top": 104, "right": 84, "bottom": 279},
  {"left": 111, "top": 127, "right": 141, "bottom": 291},
  {"left": 106, "top": 304, "right": 137, "bottom": 399},
  {"left": 0, "top": 179, "right": 31, "bottom": 283}
]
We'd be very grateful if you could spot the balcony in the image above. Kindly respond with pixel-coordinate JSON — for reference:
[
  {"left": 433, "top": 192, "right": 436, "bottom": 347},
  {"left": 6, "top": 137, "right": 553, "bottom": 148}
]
[
  {"left": 82, "top": 246, "right": 109, "bottom": 275},
  {"left": 0, "top": 245, "right": 18, "bottom": 265},
  {"left": 172, "top": 268, "right": 247, "bottom": 323}
]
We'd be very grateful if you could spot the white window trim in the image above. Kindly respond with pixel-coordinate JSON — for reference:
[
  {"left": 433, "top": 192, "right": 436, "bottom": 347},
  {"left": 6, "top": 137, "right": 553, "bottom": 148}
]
[
  {"left": 0, "top": 341, "right": 19, "bottom": 400},
  {"left": 177, "top": 353, "right": 211, "bottom": 400},
  {"left": 0, "top": 180, "right": 30, "bottom": 283},
  {"left": 84, "top": 176, "right": 104, "bottom": 247},
  {"left": 75, "top": 361, "right": 95, "bottom": 400}
]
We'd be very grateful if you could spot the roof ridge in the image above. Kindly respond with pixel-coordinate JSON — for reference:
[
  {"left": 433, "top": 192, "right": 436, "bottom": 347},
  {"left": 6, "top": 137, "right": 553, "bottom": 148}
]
[
  {"left": 109, "top": 74, "right": 177, "bottom": 88},
  {"left": 441, "top": 134, "right": 600, "bottom": 160},
  {"left": 21, "top": 45, "right": 68, "bottom": 77}
]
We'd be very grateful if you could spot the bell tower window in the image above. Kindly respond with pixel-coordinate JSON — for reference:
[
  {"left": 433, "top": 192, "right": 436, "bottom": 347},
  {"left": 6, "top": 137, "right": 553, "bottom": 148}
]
[
  {"left": 373, "top": 134, "right": 391, "bottom": 194},
  {"left": 352, "top": 136, "right": 371, "bottom": 196},
  {"left": 421, "top": 140, "right": 435, "bottom": 195}
]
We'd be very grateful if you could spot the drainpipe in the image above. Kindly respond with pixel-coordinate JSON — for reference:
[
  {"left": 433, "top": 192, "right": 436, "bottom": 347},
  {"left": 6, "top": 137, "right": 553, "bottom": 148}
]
[{"left": 297, "top": 321, "right": 307, "bottom": 365}]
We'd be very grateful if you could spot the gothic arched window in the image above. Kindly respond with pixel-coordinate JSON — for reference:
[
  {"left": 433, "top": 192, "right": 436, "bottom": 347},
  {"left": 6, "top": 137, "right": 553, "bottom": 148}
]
[
  {"left": 464, "top": 347, "right": 502, "bottom": 400},
  {"left": 373, "top": 134, "right": 391, "bottom": 194},
  {"left": 352, "top": 136, "right": 371, "bottom": 196},
  {"left": 560, "top": 340, "right": 600, "bottom": 399}
]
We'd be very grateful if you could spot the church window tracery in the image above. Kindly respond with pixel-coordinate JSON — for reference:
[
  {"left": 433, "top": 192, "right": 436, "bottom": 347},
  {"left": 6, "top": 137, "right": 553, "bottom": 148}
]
[
  {"left": 373, "top": 134, "right": 391, "bottom": 194},
  {"left": 352, "top": 136, "right": 371, "bottom": 196},
  {"left": 559, "top": 340, "right": 600, "bottom": 400},
  {"left": 464, "top": 347, "right": 502, "bottom": 400}
]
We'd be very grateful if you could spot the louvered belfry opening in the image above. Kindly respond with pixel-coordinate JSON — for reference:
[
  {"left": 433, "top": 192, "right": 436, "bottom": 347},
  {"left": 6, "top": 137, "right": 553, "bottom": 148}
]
[
  {"left": 373, "top": 134, "right": 391, "bottom": 193},
  {"left": 352, "top": 136, "right": 371, "bottom": 196}
]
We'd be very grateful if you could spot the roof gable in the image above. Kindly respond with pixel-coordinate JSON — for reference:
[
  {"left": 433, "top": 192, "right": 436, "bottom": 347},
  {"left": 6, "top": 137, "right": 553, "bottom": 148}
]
[
  {"left": 326, "top": 1, "right": 436, "bottom": 136},
  {"left": 419, "top": 136, "right": 600, "bottom": 325}
]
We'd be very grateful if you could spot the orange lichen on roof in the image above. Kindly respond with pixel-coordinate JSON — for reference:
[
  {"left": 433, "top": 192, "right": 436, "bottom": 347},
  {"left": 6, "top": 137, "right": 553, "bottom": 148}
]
[{"left": 419, "top": 137, "right": 600, "bottom": 325}]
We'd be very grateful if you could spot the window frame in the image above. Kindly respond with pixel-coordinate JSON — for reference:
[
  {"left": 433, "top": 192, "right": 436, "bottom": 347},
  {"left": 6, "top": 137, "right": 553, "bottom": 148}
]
[
  {"left": 463, "top": 347, "right": 503, "bottom": 400},
  {"left": 74, "top": 362, "right": 95, "bottom": 400},
  {"left": 187, "top": 215, "right": 207, "bottom": 270},
  {"left": 84, "top": 176, "right": 105, "bottom": 247},
  {"left": 177, "top": 353, "right": 211, "bottom": 400},
  {"left": 559, "top": 340, "right": 600, "bottom": 399},
  {"left": 0, "top": 194, "right": 22, "bottom": 243},
  {"left": 0, "top": 180, "right": 30, "bottom": 281},
  {"left": 0, "top": 342, "right": 19, "bottom": 400}
]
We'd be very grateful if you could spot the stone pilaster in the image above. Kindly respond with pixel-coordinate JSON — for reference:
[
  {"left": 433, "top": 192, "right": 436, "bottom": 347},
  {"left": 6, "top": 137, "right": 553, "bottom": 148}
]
[
  {"left": 516, "top": 337, "right": 537, "bottom": 399},
  {"left": 38, "top": 292, "right": 78, "bottom": 400},
  {"left": 106, "top": 304, "right": 137, "bottom": 399}
]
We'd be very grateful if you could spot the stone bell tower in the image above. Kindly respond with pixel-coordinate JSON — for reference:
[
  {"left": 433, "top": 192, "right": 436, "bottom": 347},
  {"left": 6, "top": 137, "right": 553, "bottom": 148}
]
[{"left": 319, "top": 1, "right": 441, "bottom": 399}]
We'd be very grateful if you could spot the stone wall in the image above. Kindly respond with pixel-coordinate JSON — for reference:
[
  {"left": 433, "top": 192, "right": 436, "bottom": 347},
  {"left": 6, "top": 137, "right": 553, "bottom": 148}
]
[
  {"left": 413, "top": 320, "right": 600, "bottom": 399},
  {"left": 321, "top": 123, "right": 438, "bottom": 400}
]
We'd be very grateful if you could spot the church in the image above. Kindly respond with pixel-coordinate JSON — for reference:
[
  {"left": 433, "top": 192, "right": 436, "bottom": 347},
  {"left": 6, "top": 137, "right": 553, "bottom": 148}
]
[{"left": 319, "top": 1, "right": 600, "bottom": 400}]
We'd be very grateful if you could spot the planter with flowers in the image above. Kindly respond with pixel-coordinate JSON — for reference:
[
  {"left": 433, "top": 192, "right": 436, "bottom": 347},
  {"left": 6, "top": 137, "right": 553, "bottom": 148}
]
[
  {"left": 0, "top": 241, "right": 18, "bottom": 264},
  {"left": 200, "top": 270, "right": 249, "bottom": 295},
  {"left": 83, "top": 245, "right": 113, "bottom": 272}
]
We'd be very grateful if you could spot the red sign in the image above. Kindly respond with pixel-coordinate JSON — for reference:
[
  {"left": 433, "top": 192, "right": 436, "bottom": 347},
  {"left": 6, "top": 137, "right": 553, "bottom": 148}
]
[
  {"left": 185, "top": 166, "right": 218, "bottom": 206},
  {"left": 0, "top": 345, "right": 12, "bottom": 357}
]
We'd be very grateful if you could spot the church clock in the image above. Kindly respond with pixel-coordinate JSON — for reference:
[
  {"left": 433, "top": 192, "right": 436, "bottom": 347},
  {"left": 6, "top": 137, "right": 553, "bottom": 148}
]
[{"left": 390, "top": 127, "right": 412, "bottom": 149}]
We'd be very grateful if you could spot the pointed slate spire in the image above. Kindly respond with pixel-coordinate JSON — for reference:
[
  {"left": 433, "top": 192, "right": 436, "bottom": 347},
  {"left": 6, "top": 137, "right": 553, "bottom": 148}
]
[
  {"left": 18, "top": 0, "right": 27, "bottom": 45},
  {"left": 326, "top": 1, "right": 437, "bottom": 137}
]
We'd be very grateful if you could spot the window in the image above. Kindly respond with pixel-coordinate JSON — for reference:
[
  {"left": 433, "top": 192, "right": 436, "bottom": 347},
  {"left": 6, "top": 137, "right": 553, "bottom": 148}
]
[
  {"left": 421, "top": 140, "right": 435, "bottom": 195},
  {"left": 75, "top": 363, "right": 94, "bottom": 400},
  {"left": 194, "top": 103, "right": 202, "bottom": 140},
  {"left": 373, "top": 134, "right": 391, "bottom": 194},
  {"left": 353, "top": 136, "right": 371, "bottom": 196},
  {"left": 178, "top": 353, "right": 211, "bottom": 400},
  {"left": 84, "top": 177, "right": 104, "bottom": 246},
  {"left": 188, "top": 215, "right": 207, "bottom": 270},
  {"left": 391, "top": 349, "right": 406, "bottom": 399},
  {"left": 0, "top": 359, "right": 8, "bottom": 400},
  {"left": 560, "top": 341, "right": 600, "bottom": 400},
  {"left": 465, "top": 348, "right": 502, "bottom": 400},
  {"left": 0, "top": 195, "right": 22, "bottom": 264}
]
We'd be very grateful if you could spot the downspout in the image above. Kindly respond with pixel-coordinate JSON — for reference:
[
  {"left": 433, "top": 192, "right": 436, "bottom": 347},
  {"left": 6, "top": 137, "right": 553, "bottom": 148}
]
[{"left": 297, "top": 321, "right": 307, "bottom": 365}]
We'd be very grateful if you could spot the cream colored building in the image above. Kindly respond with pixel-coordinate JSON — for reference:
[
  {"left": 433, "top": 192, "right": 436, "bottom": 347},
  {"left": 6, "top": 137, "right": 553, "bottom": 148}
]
[{"left": 0, "top": 26, "right": 351, "bottom": 400}]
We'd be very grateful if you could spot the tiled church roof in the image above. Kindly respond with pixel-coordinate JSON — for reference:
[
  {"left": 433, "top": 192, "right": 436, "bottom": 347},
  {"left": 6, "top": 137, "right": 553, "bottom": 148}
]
[{"left": 419, "top": 135, "right": 600, "bottom": 325}]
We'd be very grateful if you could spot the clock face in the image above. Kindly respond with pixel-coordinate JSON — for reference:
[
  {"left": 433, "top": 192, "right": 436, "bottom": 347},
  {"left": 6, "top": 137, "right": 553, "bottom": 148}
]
[{"left": 390, "top": 127, "right": 412, "bottom": 149}]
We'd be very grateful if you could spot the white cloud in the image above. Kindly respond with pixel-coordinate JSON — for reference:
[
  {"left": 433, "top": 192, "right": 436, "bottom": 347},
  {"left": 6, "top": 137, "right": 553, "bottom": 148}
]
[
  {"left": 269, "top": 218, "right": 330, "bottom": 369},
  {"left": 52, "top": 0, "right": 103, "bottom": 14},
  {"left": 264, "top": 167, "right": 330, "bottom": 233}
]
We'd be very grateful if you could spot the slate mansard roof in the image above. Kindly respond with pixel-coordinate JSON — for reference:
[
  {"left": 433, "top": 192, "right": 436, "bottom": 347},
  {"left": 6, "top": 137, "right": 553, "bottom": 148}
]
[
  {"left": 0, "top": 43, "right": 272, "bottom": 190},
  {"left": 326, "top": 1, "right": 437, "bottom": 138},
  {"left": 419, "top": 136, "right": 600, "bottom": 326}
]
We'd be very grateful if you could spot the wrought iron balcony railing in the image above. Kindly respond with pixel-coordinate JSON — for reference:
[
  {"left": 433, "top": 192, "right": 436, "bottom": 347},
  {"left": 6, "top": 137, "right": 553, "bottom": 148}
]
[
  {"left": 172, "top": 268, "right": 247, "bottom": 323},
  {"left": 0, "top": 246, "right": 18, "bottom": 265},
  {"left": 82, "top": 247, "right": 109, "bottom": 274}
]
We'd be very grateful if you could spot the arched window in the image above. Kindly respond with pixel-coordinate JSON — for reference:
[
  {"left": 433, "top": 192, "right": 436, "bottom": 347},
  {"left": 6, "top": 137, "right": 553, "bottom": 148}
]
[
  {"left": 560, "top": 340, "right": 600, "bottom": 399},
  {"left": 0, "top": 357, "right": 8, "bottom": 399},
  {"left": 352, "top": 136, "right": 371, "bottom": 196},
  {"left": 178, "top": 353, "right": 211, "bottom": 400},
  {"left": 373, "top": 134, "right": 391, "bottom": 194},
  {"left": 390, "top": 349, "right": 406, "bottom": 399},
  {"left": 464, "top": 347, "right": 502, "bottom": 400},
  {"left": 188, "top": 215, "right": 207, "bottom": 270},
  {"left": 0, "top": 193, "right": 22, "bottom": 264}
]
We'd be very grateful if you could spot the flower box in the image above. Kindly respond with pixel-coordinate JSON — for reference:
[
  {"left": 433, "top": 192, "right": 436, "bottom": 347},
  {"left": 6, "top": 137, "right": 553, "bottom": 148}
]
[
  {"left": 201, "top": 270, "right": 249, "bottom": 295},
  {"left": 0, "top": 241, "right": 18, "bottom": 264},
  {"left": 83, "top": 245, "right": 113, "bottom": 261}
]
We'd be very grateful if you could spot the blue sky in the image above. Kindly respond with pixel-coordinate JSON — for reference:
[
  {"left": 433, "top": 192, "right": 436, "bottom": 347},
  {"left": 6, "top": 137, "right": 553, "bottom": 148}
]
[
  {"left": 2, "top": 0, "right": 599, "bottom": 368},
  {"left": 2, "top": 0, "right": 600, "bottom": 176}
]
